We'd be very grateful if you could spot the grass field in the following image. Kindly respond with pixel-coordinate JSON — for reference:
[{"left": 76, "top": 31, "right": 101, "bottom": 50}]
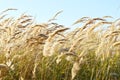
[{"left": 0, "top": 9, "right": 120, "bottom": 80}]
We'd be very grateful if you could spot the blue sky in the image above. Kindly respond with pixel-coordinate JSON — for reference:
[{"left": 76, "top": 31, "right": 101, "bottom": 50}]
[{"left": 0, "top": 0, "right": 120, "bottom": 27}]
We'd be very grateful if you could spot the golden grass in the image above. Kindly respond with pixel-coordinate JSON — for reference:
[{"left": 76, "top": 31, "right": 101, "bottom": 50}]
[{"left": 0, "top": 9, "right": 120, "bottom": 80}]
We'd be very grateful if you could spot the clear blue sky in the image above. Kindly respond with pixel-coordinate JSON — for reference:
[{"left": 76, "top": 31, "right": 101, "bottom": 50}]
[{"left": 0, "top": 0, "right": 120, "bottom": 27}]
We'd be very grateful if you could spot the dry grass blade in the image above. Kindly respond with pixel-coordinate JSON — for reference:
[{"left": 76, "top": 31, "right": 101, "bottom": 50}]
[
  {"left": 73, "top": 17, "right": 90, "bottom": 25},
  {"left": 69, "top": 37, "right": 84, "bottom": 52},
  {"left": 17, "top": 13, "right": 32, "bottom": 21},
  {"left": 114, "top": 18, "right": 120, "bottom": 27},
  {"left": 79, "top": 17, "right": 106, "bottom": 32},
  {"left": 105, "top": 30, "right": 120, "bottom": 38},
  {"left": 71, "top": 61, "right": 80, "bottom": 80},
  {"left": 0, "top": 8, "right": 17, "bottom": 15},
  {"left": 88, "top": 21, "right": 112, "bottom": 33},
  {"left": 0, "top": 64, "right": 8, "bottom": 69},
  {"left": 113, "top": 41, "right": 120, "bottom": 46},
  {"left": 21, "top": 19, "right": 32, "bottom": 24},
  {"left": 48, "top": 10, "right": 63, "bottom": 22},
  {"left": 47, "top": 28, "right": 69, "bottom": 41},
  {"left": 0, "top": 14, "right": 8, "bottom": 20},
  {"left": 93, "top": 18, "right": 106, "bottom": 21},
  {"left": 32, "top": 23, "right": 48, "bottom": 28},
  {"left": 103, "top": 16, "right": 113, "bottom": 18}
]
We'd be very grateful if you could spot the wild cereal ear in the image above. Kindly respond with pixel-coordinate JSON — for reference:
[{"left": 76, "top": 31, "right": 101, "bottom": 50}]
[{"left": 0, "top": 8, "right": 120, "bottom": 80}]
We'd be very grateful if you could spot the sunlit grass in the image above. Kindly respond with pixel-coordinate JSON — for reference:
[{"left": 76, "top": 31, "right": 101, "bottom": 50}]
[{"left": 0, "top": 9, "right": 120, "bottom": 80}]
